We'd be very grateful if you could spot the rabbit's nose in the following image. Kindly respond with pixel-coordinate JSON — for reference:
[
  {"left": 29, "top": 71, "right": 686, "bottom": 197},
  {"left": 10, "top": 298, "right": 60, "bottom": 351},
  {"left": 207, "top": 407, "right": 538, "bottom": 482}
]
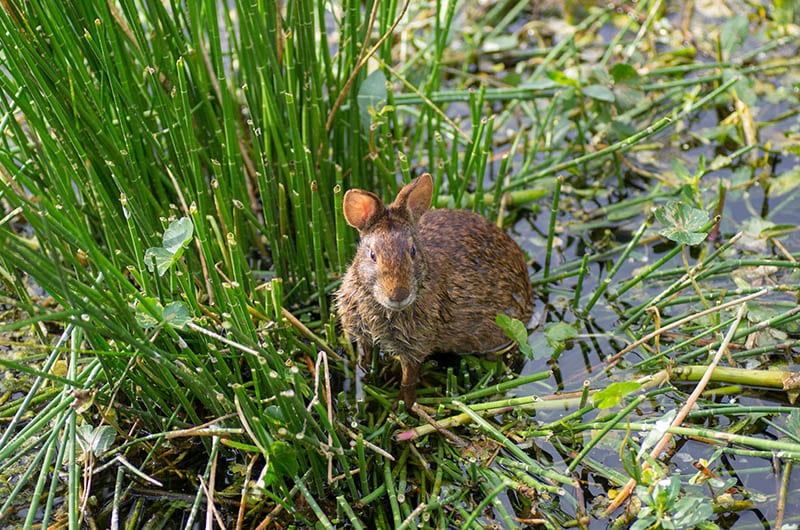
[{"left": 389, "top": 286, "right": 410, "bottom": 303}]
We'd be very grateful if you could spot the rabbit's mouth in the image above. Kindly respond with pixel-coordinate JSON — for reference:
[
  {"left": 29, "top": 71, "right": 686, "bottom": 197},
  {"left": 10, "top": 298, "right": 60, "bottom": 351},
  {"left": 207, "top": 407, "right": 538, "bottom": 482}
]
[{"left": 383, "top": 297, "right": 415, "bottom": 311}]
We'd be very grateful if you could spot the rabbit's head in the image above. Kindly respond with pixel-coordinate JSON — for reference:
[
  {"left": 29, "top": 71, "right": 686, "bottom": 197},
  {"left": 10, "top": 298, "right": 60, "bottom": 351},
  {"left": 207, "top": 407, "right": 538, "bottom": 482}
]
[{"left": 342, "top": 174, "right": 434, "bottom": 311}]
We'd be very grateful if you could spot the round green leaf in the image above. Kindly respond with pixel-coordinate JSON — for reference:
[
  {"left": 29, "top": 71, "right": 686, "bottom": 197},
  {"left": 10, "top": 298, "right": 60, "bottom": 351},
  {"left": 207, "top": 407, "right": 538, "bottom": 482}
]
[
  {"left": 496, "top": 314, "right": 533, "bottom": 358},
  {"left": 610, "top": 63, "right": 639, "bottom": 84},
  {"left": 162, "top": 216, "right": 194, "bottom": 254},
  {"left": 544, "top": 322, "right": 577, "bottom": 348},
  {"left": 357, "top": 70, "right": 388, "bottom": 131},
  {"left": 143, "top": 246, "right": 175, "bottom": 276},
  {"left": 654, "top": 201, "right": 709, "bottom": 246},
  {"left": 163, "top": 301, "right": 191, "bottom": 330}
]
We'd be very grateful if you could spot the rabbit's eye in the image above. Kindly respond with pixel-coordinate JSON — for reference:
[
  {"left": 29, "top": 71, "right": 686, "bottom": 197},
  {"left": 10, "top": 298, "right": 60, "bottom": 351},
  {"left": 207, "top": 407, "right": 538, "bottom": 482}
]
[
  {"left": 410, "top": 245, "right": 416, "bottom": 258},
  {"left": 369, "top": 249, "right": 377, "bottom": 262}
]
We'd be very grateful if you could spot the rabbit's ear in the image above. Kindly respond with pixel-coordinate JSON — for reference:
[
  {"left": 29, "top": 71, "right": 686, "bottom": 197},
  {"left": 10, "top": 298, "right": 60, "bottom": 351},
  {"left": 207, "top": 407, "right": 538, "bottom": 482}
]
[
  {"left": 343, "top": 189, "right": 384, "bottom": 232},
  {"left": 393, "top": 173, "right": 433, "bottom": 222}
]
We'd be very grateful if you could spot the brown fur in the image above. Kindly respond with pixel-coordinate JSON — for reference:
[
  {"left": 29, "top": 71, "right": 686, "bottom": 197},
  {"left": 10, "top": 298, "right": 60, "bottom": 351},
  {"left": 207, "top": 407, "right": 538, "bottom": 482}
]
[{"left": 336, "top": 173, "right": 533, "bottom": 407}]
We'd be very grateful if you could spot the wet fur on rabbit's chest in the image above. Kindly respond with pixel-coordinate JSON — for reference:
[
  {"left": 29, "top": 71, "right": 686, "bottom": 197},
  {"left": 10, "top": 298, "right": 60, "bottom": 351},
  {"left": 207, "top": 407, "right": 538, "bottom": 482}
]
[{"left": 358, "top": 291, "right": 451, "bottom": 365}]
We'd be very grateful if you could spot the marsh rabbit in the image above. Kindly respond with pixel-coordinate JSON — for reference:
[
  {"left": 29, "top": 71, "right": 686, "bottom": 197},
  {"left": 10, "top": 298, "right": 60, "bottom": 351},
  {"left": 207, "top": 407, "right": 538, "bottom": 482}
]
[{"left": 336, "top": 173, "right": 533, "bottom": 408}]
